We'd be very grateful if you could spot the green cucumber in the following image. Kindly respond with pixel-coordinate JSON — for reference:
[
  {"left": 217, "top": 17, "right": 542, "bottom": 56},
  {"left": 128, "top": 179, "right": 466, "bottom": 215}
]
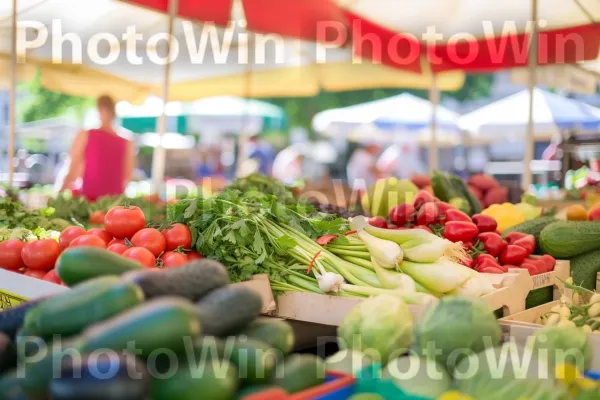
[
  {"left": 237, "top": 385, "right": 283, "bottom": 398},
  {"left": 228, "top": 338, "right": 279, "bottom": 385},
  {"left": 56, "top": 248, "right": 142, "bottom": 286},
  {"left": 0, "top": 298, "right": 46, "bottom": 339},
  {"left": 570, "top": 248, "right": 600, "bottom": 290},
  {"left": 151, "top": 360, "right": 239, "bottom": 400},
  {"left": 238, "top": 318, "right": 295, "bottom": 355},
  {"left": 269, "top": 354, "right": 326, "bottom": 394},
  {"left": 80, "top": 298, "right": 201, "bottom": 356},
  {"left": 0, "top": 333, "right": 16, "bottom": 375},
  {"left": 540, "top": 221, "right": 600, "bottom": 258},
  {"left": 0, "top": 370, "right": 28, "bottom": 400},
  {"left": 24, "top": 277, "right": 144, "bottom": 336},
  {"left": 49, "top": 353, "right": 150, "bottom": 400},
  {"left": 123, "top": 259, "right": 230, "bottom": 301},
  {"left": 526, "top": 287, "right": 554, "bottom": 309},
  {"left": 502, "top": 216, "right": 557, "bottom": 247},
  {"left": 448, "top": 174, "right": 480, "bottom": 215},
  {"left": 431, "top": 171, "right": 460, "bottom": 203},
  {"left": 196, "top": 286, "right": 263, "bottom": 336}
]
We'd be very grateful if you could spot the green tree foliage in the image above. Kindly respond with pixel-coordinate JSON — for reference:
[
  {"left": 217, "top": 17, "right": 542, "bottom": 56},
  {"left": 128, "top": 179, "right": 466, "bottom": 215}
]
[
  {"left": 267, "top": 73, "right": 495, "bottom": 129},
  {"left": 19, "top": 71, "right": 92, "bottom": 123}
]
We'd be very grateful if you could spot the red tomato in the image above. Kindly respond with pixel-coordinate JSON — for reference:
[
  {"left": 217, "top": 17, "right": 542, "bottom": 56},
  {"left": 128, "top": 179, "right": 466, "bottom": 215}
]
[
  {"left": 22, "top": 239, "right": 61, "bottom": 270},
  {"left": 123, "top": 247, "right": 156, "bottom": 268},
  {"left": 0, "top": 240, "right": 25, "bottom": 271},
  {"left": 186, "top": 251, "right": 204, "bottom": 261},
  {"left": 59, "top": 226, "right": 87, "bottom": 250},
  {"left": 131, "top": 228, "right": 166, "bottom": 257},
  {"left": 43, "top": 269, "right": 64, "bottom": 285},
  {"left": 24, "top": 269, "right": 48, "bottom": 279},
  {"left": 108, "top": 238, "right": 126, "bottom": 247},
  {"left": 107, "top": 243, "right": 130, "bottom": 255},
  {"left": 104, "top": 206, "right": 146, "bottom": 239},
  {"left": 87, "top": 228, "right": 113, "bottom": 245},
  {"left": 162, "top": 224, "right": 192, "bottom": 251},
  {"left": 70, "top": 235, "right": 107, "bottom": 249},
  {"left": 161, "top": 251, "right": 188, "bottom": 268},
  {"left": 89, "top": 210, "right": 106, "bottom": 225}
]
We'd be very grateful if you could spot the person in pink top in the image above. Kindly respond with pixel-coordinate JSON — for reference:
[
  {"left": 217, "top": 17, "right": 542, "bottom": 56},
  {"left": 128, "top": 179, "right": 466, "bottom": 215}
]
[{"left": 60, "top": 95, "right": 135, "bottom": 201}]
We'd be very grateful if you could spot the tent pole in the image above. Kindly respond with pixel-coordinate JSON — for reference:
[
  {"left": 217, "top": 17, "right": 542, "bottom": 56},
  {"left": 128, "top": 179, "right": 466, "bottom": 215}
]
[
  {"left": 428, "top": 73, "right": 439, "bottom": 173},
  {"left": 8, "top": 0, "right": 17, "bottom": 187},
  {"left": 524, "top": 0, "right": 539, "bottom": 191},
  {"left": 151, "top": 0, "right": 178, "bottom": 193}
]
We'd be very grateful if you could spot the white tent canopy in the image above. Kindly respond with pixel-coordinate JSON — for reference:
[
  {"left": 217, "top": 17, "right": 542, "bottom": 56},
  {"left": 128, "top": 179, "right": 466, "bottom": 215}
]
[
  {"left": 313, "top": 93, "right": 461, "bottom": 146},
  {"left": 460, "top": 88, "right": 600, "bottom": 141}
]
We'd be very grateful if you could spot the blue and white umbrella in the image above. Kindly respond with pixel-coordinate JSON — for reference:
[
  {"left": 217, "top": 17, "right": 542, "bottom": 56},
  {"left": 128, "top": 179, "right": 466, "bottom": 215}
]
[
  {"left": 460, "top": 88, "right": 600, "bottom": 140},
  {"left": 312, "top": 93, "right": 461, "bottom": 145}
]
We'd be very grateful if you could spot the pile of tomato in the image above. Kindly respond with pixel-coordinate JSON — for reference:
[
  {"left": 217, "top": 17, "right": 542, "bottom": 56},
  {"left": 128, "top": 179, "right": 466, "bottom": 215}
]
[
  {"left": 0, "top": 205, "right": 201, "bottom": 285},
  {"left": 368, "top": 189, "right": 556, "bottom": 276}
]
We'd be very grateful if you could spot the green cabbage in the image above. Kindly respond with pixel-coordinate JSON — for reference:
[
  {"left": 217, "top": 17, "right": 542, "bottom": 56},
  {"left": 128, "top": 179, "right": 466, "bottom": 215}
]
[
  {"left": 454, "top": 343, "right": 567, "bottom": 399},
  {"left": 383, "top": 355, "right": 451, "bottom": 398},
  {"left": 325, "top": 350, "right": 373, "bottom": 376},
  {"left": 531, "top": 325, "right": 591, "bottom": 371},
  {"left": 412, "top": 296, "right": 501, "bottom": 371},
  {"left": 338, "top": 295, "right": 413, "bottom": 364}
]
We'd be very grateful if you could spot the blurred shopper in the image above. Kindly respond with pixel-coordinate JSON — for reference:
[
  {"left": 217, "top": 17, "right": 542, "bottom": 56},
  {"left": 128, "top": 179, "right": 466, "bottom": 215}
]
[
  {"left": 273, "top": 144, "right": 306, "bottom": 185},
  {"left": 346, "top": 142, "right": 381, "bottom": 190},
  {"left": 377, "top": 143, "right": 426, "bottom": 179},
  {"left": 59, "top": 95, "right": 135, "bottom": 200},
  {"left": 246, "top": 132, "right": 275, "bottom": 175}
]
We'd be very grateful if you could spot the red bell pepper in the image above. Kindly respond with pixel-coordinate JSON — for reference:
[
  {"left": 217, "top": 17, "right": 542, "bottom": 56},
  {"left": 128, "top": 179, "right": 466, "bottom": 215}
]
[
  {"left": 539, "top": 255, "right": 556, "bottom": 272},
  {"left": 435, "top": 201, "right": 455, "bottom": 215},
  {"left": 471, "top": 214, "right": 498, "bottom": 233},
  {"left": 499, "top": 245, "right": 529, "bottom": 266},
  {"left": 477, "top": 232, "right": 507, "bottom": 257},
  {"left": 462, "top": 241, "right": 474, "bottom": 251},
  {"left": 521, "top": 262, "right": 542, "bottom": 276},
  {"left": 443, "top": 208, "right": 472, "bottom": 223},
  {"left": 316, "top": 234, "right": 338, "bottom": 246},
  {"left": 413, "top": 190, "right": 435, "bottom": 210},
  {"left": 478, "top": 265, "right": 506, "bottom": 274},
  {"left": 368, "top": 217, "right": 388, "bottom": 229},
  {"left": 416, "top": 202, "right": 440, "bottom": 226},
  {"left": 443, "top": 221, "right": 479, "bottom": 243},
  {"left": 476, "top": 254, "right": 508, "bottom": 272},
  {"left": 506, "top": 233, "right": 536, "bottom": 256}
]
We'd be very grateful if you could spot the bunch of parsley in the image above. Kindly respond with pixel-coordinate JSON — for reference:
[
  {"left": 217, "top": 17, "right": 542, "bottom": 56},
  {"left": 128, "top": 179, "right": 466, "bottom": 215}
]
[{"left": 167, "top": 189, "right": 347, "bottom": 283}]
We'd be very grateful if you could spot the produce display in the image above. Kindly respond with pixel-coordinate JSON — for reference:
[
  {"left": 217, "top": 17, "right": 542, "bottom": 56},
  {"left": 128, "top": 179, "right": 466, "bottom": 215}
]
[
  {"left": 4, "top": 172, "right": 600, "bottom": 399},
  {"left": 330, "top": 295, "right": 600, "bottom": 399},
  {"left": 0, "top": 258, "right": 330, "bottom": 399}
]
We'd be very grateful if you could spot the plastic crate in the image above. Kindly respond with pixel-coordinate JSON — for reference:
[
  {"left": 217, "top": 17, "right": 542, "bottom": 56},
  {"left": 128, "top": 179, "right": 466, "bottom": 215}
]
[
  {"left": 584, "top": 371, "right": 600, "bottom": 381},
  {"left": 240, "top": 372, "right": 355, "bottom": 400}
]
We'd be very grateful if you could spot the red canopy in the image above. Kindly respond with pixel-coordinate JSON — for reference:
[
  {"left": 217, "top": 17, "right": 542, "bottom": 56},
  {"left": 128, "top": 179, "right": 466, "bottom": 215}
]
[
  {"left": 345, "top": 10, "right": 600, "bottom": 73},
  {"left": 119, "top": 0, "right": 347, "bottom": 42}
]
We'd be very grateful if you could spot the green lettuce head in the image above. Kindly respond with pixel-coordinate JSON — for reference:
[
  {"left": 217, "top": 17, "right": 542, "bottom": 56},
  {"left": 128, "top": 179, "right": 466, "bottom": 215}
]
[
  {"left": 338, "top": 295, "right": 413, "bottom": 364},
  {"left": 532, "top": 325, "right": 591, "bottom": 371},
  {"left": 412, "top": 296, "right": 502, "bottom": 371}
]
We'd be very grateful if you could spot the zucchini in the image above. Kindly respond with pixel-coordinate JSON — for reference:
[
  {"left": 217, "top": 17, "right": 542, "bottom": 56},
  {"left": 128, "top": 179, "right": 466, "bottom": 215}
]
[
  {"left": 123, "top": 259, "right": 230, "bottom": 301},
  {"left": 151, "top": 360, "right": 239, "bottom": 400},
  {"left": 49, "top": 354, "right": 149, "bottom": 400},
  {"left": 14, "top": 327, "right": 46, "bottom": 363},
  {"left": 228, "top": 338, "right": 279, "bottom": 385},
  {"left": 0, "top": 370, "right": 28, "bottom": 400},
  {"left": 0, "top": 298, "right": 46, "bottom": 339},
  {"left": 0, "top": 333, "right": 16, "bottom": 374},
  {"left": 570, "top": 249, "right": 600, "bottom": 290},
  {"left": 237, "top": 385, "right": 283, "bottom": 398},
  {"left": 526, "top": 287, "right": 554, "bottom": 309},
  {"left": 24, "top": 277, "right": 144, "bottom": 336},
  {"left": 239, "top": 318, "right": 295, "bottom": 355},
  {"left": 540, "top": 221, "right": 600, "bottom": 258},
  {"left": 196, "top": 286, "right": 263, "bottom": 336},
  {"left": 56, "top": 247, "right": 142, "bottom": 286},
  {"left": 447, "top": 174, "right": 481, "bottom": 215},
  {"left": 269, "top": 354, "right": 326, "bottom": 394},
  {"left": 431, "top": 172, "right": 460, "bottom": 203},
  {"left": 502, "top": 216, "right": 557, "bottom": 247},
  {"left": 80, "top": 297, "right": 202, "bottom": 357}
]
